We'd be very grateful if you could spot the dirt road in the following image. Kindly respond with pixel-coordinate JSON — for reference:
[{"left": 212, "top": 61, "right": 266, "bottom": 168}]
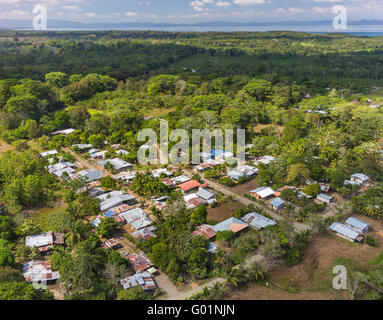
[{"left": 184, "top": 169, "right": 309, "bottom": 232}]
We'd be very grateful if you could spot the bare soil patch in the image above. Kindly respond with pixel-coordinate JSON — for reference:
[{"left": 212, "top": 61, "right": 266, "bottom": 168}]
[
  {"left": 207, "top": 200, "right": 245, "bottom": 223},
  {"left": 229, "top": 179, "right": 259, "bottom": 196},
  {"left": 228, "top": 216, "right": 383, "bottom": 300}
]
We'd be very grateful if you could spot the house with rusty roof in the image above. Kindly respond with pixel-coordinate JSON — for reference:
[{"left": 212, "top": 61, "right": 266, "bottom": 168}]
[
  {"left": 23, "top": 260, "right": 60, "bottom": 284},
  {"left": 120, "top": 272, "right": 156, "bottom": 291},
  {"left": 101, "top": 238, "right": 121, "bottom": 250},
  {"left": 191, "top": 224, "right": 217, "bottom": 240},
  {"left": 125, "top": 252, "right": 154, "bottom": 273},
  {"left": 131, "top": 226, "right": 157, "bottom": 242}
]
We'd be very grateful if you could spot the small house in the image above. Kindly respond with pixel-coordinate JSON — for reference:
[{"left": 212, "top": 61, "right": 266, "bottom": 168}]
[
  {"left": 212, "top": 217, "right": 248, "bottom": 235},
  {"left": 120, "top": 272, "right": 156, "bottom": 291},
  {"left": 317, "top": 193, "right": 334, "bottom": 204},
  {"left": 250, "top": 187, "right": 275, "bottom": 200},
  {"left": 330, "top": 222, "right": 364, "bottom": 242},
  {"left": 40, "top": 150, "right": 58, "bottom": 158},
  {"left": 99, "top": 193, "right": 136, "bottom": 212},
  {"left": 191, "top": 224, "right": 217, "bottom": 240},
  {"left": 177, "top": 180, "right": 201, "bottom": 193},
  {"left": 345, "top": 217, "right": 370, "bottom": 234},
  {"left": 23, "top": 260, "right": 60, "bottom": 284},
  {"left": 241, "top": 212, "right": 277, "bottom": 230},
  {"left": 270, "top": 198, "right": 285, "bottom": 211},
  {"left": 350, "top": 173, "right": 369, "bottom": 185},
  {"left": 125, "top": 252, "right": 153, "bottom": 273},
  {"left": 98, "top": 158, "right": 132, "bottom": 171}
]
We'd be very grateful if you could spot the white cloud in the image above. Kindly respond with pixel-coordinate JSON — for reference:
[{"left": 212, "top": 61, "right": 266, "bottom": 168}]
[
  {"left": 215, "top": 1, "right": 231, "bottom": 7},
  {"left": 233, "top": 0, "right": 270, "bottom": 6},
  {"left": 125, "top": 11, "right": 139, "bottom": 17}
]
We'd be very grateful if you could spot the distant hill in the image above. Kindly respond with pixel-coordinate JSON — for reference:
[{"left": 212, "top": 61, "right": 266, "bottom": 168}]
[{"left": 1, "top": 19, "right": 383, "bottom": 30}]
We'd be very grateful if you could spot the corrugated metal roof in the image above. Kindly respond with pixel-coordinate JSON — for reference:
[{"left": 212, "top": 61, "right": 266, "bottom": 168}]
[
  {"left": 317, "top": 193, "right": 333, "bottom": 201},
  {"left": 270, "top": 198, "right": 285, "bottom": 207},
  {"left": 23, "top": 260, "right": 60, "bottom": 283},
  {"left": 330, "top": 222, "right": 361, "bottom": 240},
  {"left": 241, "top": 212, "right": 277, "bottom": 230},
  {"left": 120, "top": 272, "right": 156, "bottom": 291},
  {"left": 191, "top": 224, "right": 217, "bottom": 240},
  {"left": 26, "top": 232, "right": 54, "bottom": 248},
  {"left": 250, "top": 187, "right": 275, "bottom": 199},
  {"left": 212, "top": 217, "right": 248, "bottom": 233},
  {"left": 196, "top": 188, "right": 214, "bottom": 200},
  {"left": 345, "top": 217, "right": 370, "bottom": 232},
  {"left": 125, "top": 252, "right": 153, "bottom": 273}
]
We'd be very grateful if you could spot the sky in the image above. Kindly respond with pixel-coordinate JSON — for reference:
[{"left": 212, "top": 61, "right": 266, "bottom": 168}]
[{"left": 1, "top": 0, "right": 383, "bottom": 24}]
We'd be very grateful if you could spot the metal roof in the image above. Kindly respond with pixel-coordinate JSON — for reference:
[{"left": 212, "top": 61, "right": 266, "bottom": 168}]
[
  {"left": 345, "top": 217, "right": 370, "bottom": 231},
  {"left": 125, "top": 252, "right": 153, "bottom": 273},
  {"left": 100, "top": 194, "right": 136, "bottom": 212},
  {"left": 241, "top": 212, "right": 277, "bottom": 230},
  {"left": 270, "top": 198, "right": 285, "bottom": 207},
  {"left": 317, "top": 193, "right": 333, "bottom": 201},
  {"left": 250, "top": 187, "right": 275, "bottom": 199},
  {"left": 78, "top": 169, "right": 103, "bottom": 182},
  {"left": 191, "top": 224, "right": 217, "bottom": 240},
  {"left": 119, "top": 208, "right": 152, "bottom": 230},
  {"left": 330, "top": 222, "right": 361, "bottom": 240},
  {"left": 25, "top": 232, "right": 54, "bottom": 248},
  {"left": 23, "top": 260, "right": 60, "bottom": 283},
  {"left": 120, "top": 272, "right": 155, "bottom": 291},
  {"left": 196, "top": 188, "right": 215, "bottom": 200},
  {"left": 40, "top": 150, "right": 58, "bottom": 157},
  {"left": 212, "top": 217, "right": 248, "bottom": 233},
  {"left": 351, "top": 173, "right": 369, "bottom": 182},
  {"left": 98, "top": 158, "right": 132, "bottom": 171}
]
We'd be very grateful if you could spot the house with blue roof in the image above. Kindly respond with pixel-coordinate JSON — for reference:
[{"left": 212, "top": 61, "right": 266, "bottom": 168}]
[
  {"left": 345, "top": 217, "right": 370, "bottom": 234},
  {"left": 330, "top": 222, "right": 364, "bottom": 242},
  {"left": 212, "top": 217, "right": 248, "bottom": 235},
  {"left": 241, "top": 212, "right": 277, "bottom": 230},
  {"left": 270, "top": 198, "right": 285, "bottom": 211}
]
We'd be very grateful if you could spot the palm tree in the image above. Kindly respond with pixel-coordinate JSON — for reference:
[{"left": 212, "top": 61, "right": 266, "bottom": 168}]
[
  {"left": 248, "top": 262, "right": 265, "bottom": 281},
  {"left": 363, "top": 203, "right": 378, "bottom": 218},
  {"left": 65, "top": 221, "right": 84, "bottom": 248}
]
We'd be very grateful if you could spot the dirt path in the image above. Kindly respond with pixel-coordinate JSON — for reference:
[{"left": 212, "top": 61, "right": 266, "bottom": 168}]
[
  {"left": 184, "top": 169, "right": 309, "bottom": 232},
  {"left": 63, "top": 148, "right": 110, "bottom": 177}
]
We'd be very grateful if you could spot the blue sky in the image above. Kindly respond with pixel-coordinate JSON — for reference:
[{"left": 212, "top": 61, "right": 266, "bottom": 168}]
[{"left": 0, "top": 0, "right": 382, "bottom": 23}]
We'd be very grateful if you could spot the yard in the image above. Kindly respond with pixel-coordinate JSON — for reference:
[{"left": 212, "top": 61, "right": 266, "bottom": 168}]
[
  {"left": 207, "top": 200, "right": 245, "bottom": 224},
  {"left": 228, "top": 179, "right": 259, "bottom": 197},
  {"left": 228, "top": 214, "right": 383, "bottom": 300}
]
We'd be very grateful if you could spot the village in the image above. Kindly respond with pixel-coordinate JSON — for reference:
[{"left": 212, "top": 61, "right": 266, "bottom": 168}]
[{"left": 18, "top": 124, "right": 381, "bottom": 300}]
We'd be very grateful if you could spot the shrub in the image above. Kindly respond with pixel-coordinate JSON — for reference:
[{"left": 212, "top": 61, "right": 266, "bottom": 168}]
[{"left": 365, "top": 235, "right": 376, "bottom": 247}]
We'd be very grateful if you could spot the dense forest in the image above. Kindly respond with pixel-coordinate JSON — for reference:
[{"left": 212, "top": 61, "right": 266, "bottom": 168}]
[{"left": 0, "top": 30, "right": 382, "bottom": 301}]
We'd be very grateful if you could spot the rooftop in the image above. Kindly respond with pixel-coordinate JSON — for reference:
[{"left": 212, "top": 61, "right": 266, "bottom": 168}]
[
  {"left": 178, "top": 180, "right": 201, "bottom": 192},
  {"left": 241, "top": 212, "right": 277, "bottom": 230},
  {"left": 212, "top": 217, "right": 248, "bottom": 234}
]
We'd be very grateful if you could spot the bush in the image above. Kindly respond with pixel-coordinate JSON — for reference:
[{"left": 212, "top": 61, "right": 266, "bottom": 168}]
[
  {"left": 216, "top": 230, "right": 235, "bottom": 242},
  {"left": 96, "top": 218, "right": 118, "bottom": 238},
  {"left": 365, "top": 235, "right": 376, "bottom": 247},
  {"left": 303, "top": 184, "right": 321, "bottom": 197},
  {"left": 218, "top": 177, "right": 235, "bottom": 187}
]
